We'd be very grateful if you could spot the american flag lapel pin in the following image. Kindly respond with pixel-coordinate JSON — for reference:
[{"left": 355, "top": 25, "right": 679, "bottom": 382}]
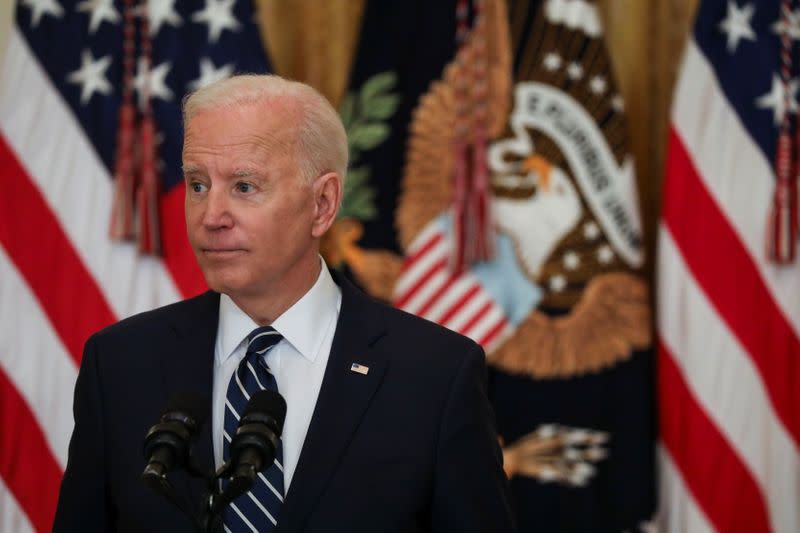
[{"left": 350, "top": 363, "right": 369, "bottom": 375}]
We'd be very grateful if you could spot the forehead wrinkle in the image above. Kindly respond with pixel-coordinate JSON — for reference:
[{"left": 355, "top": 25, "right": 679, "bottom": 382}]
[
  {"left": 249, "top": 128, "right": 296, "bottom": 156},
  {"left": 256, "top": 105, "right": 304, "bottom": 156},
  {"left": 182, "top": 96, "right": 305, "bottom": 171}
]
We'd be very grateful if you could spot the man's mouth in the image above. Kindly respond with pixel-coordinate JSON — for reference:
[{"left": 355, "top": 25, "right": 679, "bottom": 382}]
[{"left": 201, "top": 248, "right": 246, "bottom": 258}]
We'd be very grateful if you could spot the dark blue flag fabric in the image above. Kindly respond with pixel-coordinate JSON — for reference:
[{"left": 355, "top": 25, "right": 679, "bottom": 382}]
[
  {"left": 322, "top": 0, "right": 460, "bottom": 302},
  {"left": 484, "top": 4, "right": 655, "bottom": 530},
  {"left": 333, "top": 0, "right": 656, "bottom": 531}
]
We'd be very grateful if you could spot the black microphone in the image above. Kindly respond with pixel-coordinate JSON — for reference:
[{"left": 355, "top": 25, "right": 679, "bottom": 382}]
[
  {"left": 230, "top": 390, "right": 286, "bottom": 485},
  {"left": 215, "top": 390, "right": 286, "bottom": 509},
  {"left": 142, "top": 392, "right": 207, "bottom": 484}
]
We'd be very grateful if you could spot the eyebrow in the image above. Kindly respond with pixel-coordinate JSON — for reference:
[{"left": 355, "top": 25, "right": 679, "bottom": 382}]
[
  {"left": 180, "top": 167, "right": 262, "bottom": 178},
  {"left": 182, "top": 165, "right": 201, "bottom": 175},
  {"left": 231, "top": 168, "right": 259, "bottom": 178}
]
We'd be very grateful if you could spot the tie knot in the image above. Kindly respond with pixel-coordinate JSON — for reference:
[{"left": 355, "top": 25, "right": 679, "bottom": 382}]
[{"left": 246, "top": 326, "right": 282, "bottom": 356}]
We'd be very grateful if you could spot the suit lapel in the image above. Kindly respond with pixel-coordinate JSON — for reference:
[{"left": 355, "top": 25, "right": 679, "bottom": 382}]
[
  {"left": 279, "top": 274, "right": 389, "bottom": 532},
  {"left": 160, "top": 290, "right": 220, "bottom": 512}
]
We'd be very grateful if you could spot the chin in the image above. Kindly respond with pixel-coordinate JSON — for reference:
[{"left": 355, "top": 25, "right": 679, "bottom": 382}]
[{"left": 201, "top": 269, "right": 253, "bottom": 296}]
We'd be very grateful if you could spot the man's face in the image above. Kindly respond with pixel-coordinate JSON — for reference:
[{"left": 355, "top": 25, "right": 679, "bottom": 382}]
[{"left": 182, "top": 101, "right": 319, "bottom": 300}]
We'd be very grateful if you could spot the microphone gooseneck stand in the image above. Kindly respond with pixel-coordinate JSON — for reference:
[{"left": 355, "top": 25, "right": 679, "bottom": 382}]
[
  {"left": 203, "top": 411, "right": 281, "bottom": 531},
  {"left": 141, "top": 390, "right": 286, "bottom": 532},
  {"left": 141, "top": 452, "right": 255, "bottom": 532}
]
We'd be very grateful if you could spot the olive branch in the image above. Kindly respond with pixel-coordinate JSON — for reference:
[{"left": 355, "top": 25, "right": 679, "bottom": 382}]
[{"left": 338, "top": 71, "right": 401, "bottom": 221}]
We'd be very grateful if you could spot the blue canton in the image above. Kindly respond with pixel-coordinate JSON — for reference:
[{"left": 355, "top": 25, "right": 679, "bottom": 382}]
[
  {"left": 695, "top": 0, "right": 796, "bottom": 165},
  {"left": 15, "top": 0, "right": 272, "bottom": 193}
]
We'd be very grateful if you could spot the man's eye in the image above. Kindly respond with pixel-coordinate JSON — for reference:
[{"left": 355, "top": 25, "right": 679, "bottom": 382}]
[
  {"left": 190, "top": 182, "right": 207, "bottom": 193},
  {"left": 236, "top": 182, "right": 254, "bottom": 193}
]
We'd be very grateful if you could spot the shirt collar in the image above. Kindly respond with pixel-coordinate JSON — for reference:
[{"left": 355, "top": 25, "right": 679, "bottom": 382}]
[{"left": 216, "top": 259, "right": 342, "bottom": 365}]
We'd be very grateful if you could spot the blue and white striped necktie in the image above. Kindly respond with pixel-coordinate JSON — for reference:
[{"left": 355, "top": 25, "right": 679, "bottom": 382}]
[{"left": 223, "top": 326, "right": 284, "bottom": 532}]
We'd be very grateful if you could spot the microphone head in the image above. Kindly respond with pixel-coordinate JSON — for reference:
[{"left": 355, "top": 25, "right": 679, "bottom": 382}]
[
  {"left": 164, "top": 391, "right": 208, "bottom": 430},
  {"left": 142, "top": 391, "right": 208, "bottom": 474},
  {"left": 243, "top": 390, "right": 286, "bottom": 434}
]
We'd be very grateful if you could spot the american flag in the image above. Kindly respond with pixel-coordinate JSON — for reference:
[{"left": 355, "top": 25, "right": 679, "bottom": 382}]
[
  {"left": 393, "top": 220, "right": 514, "bottom": 354},
  {"left": 0, "top": 1, "right": 270, "bottom": 530},
  {"left": 658, "top": 1, "right": 800, "bottom": 532}
]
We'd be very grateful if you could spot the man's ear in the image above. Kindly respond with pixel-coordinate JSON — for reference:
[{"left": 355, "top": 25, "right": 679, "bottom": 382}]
[{"left": 311, "top": 172, "right": 342, "bottom": 238}]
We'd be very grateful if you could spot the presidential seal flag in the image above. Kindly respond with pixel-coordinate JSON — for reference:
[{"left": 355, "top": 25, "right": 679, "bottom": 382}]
[
  {"left": 392, "top": 0, "right": 655, "bottom": 530},
  {"left": 0, "top": 1, "right": 270, "bottom": 530},
  {"left": 658, "top": 1, "right": 800, "bottom": 531},
  {"left": 326, "top": 7, "right": 652, "bottom": 527}
]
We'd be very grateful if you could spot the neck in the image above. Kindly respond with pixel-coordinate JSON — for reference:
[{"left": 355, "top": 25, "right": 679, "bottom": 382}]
[{"left": 230, "top": 254, "right": 322, "bottom": 325}]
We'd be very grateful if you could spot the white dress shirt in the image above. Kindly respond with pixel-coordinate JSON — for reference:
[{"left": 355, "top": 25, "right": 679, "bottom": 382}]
[{"left": 212, "top": 261, "right": 342, "bottom": 490}]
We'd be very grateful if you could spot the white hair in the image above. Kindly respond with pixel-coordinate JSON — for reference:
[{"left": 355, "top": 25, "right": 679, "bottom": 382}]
[{"left": 182, "top": 74, "right": 348, "bottom": 184}]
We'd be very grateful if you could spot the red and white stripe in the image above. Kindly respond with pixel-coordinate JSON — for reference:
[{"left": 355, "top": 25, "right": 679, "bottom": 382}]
[
  {"left": 657, "top": 446, "right": 715, "bottom": 533},
  {"left": 393, "top": 220, "right": 513, "bottom": 353},
  {"left": 0, "top": 26, "right": 206, "bottom": 531},
  {"left": 657, "top": 38, "right": 800, "bottom": 533}
]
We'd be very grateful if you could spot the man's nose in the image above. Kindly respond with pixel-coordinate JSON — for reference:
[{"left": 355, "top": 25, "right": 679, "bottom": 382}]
[{"left": 202, "top": 189, "right": 234, "bottom": 229}]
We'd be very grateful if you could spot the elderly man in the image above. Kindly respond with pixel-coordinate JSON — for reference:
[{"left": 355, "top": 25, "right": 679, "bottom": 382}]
[{"left": 54, "top": 75, "right": 514, "bottom": 532}]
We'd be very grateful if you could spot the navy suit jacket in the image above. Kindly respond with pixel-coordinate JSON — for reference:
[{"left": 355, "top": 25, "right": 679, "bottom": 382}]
[{"left": 53, "top": 273, "right": 515, "bottom": 532}]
